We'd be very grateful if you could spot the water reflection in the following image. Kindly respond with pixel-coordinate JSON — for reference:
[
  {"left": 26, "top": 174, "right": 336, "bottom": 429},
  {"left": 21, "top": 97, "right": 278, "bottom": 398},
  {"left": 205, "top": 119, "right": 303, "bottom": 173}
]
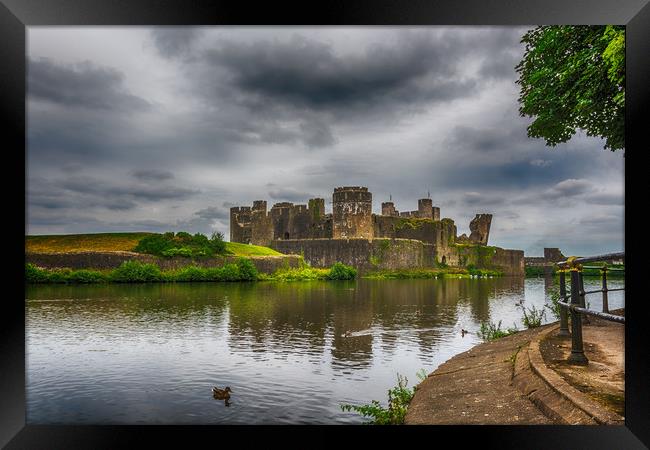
[{"left": 26, "top": 276, "right": 623, "bottom": 424}]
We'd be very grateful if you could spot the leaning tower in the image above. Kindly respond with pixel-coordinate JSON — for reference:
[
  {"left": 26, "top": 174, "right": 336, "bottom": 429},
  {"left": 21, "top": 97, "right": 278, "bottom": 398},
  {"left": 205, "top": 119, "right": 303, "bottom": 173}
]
[{"left": 332, "top": 186, "right": 373, "bottom": 239}]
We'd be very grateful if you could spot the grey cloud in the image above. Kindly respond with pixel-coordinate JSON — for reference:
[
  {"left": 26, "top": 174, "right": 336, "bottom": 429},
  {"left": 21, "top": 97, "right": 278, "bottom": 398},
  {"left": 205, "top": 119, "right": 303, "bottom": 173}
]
[
  {"left": 545, "top": 179, "right": 593, "bottom": 199},
  {"left": 268, "top": 188, "right": 315, "bottom": 203},
  {"left": 194, "top": 206, "right": 230, "bottom": 220},
  {"left": 131, "top": 169, "right": 175, "bottom": 181},
  {"left": 197, "top": 31, "right": 490, "bottom": 118},
  {"left": 151, "top": 28, "right": 201, "bottom": 58},
  {"left": 530, "top": 159, "right": 552, "bottom": 168},
  {"left": 584, "top": 192, "right": 624, "bottom": 206},
  {"left": 299, "top": 120, "right": 336, "bottom": 148},
  {"left": 28, "top": 57, "right": 150, "bottom": 111}
]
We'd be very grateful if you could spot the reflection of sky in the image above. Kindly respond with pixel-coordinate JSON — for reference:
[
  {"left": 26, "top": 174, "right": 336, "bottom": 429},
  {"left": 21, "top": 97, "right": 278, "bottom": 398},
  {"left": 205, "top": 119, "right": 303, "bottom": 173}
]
[{"left": 26, "top": 277, "right": 625, "bottom": 424}]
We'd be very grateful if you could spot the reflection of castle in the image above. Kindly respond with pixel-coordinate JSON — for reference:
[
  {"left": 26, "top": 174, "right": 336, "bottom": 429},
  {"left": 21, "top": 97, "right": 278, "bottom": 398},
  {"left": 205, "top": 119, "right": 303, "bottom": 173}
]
[
  {"left": 230, "top": 186, "right": 492, "bottom": 247},
  {"left": 229, "top": 186, "right": 524, "bottom": 275}
]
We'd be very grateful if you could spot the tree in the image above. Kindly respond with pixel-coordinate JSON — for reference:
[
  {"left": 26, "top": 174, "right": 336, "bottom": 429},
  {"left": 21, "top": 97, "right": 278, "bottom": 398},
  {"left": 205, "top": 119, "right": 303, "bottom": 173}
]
[{"left": 515, "top": 25, "right": 625, "bottom": 151}]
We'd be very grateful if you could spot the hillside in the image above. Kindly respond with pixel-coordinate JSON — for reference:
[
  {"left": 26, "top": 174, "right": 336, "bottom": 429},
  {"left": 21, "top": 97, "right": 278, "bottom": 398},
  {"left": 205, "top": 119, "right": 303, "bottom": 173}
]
[{"left": 25, "top": 233, "right": 283, "bottom": 257}]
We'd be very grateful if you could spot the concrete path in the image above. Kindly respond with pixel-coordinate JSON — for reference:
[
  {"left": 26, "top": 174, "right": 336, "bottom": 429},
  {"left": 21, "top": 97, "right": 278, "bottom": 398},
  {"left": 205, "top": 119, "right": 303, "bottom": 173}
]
[{"left": 405, "top": 311, "right": 625, "bottom": 425}]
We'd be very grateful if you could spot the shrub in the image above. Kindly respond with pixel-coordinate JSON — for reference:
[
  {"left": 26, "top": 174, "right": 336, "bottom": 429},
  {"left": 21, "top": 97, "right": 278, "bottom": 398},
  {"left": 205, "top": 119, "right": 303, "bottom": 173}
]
[
  {"left": 519, "top": 304, "right": 546, "bottom": 328},
  {"left": 219, "top": 263, "right": 240, "bottom": 281},
  {"left": 25, "top": 263, "right": 48, "bottom": 283},
  {"left": 237, "top": 258, "right": 258, "bottom": 281},
  {"left": 327, "top": 262, "right": 357, "bottom": 280},
  {"left": 161, "top": 247, "right": 193, "bottom": 258},
  {"left": 210, "top": 232, "right": 227, "bottom": 254},
  {"left": 110, "top": 260, "right": 162, "bottom": 282},
  {"left": 173, "top": 265, "right": 208, "bottom": 282},
  {"left": 67, "top": 269, "right": 106, "bottom": 283},
  {"left": 134, "top": 231, "right": 228, "bottom": 258},
  {"left": 341, "top": 373, "right": 416, "bottom": 425},
  {"left": 478, "top": 320, "right": 519, "bottom": 341}
]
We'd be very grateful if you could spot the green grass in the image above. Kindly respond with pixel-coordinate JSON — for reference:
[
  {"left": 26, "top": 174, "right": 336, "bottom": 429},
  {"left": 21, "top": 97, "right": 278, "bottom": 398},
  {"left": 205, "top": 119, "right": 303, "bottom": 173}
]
[
  {"left": 363, "top": 267, "right": 502, "bottom": 280},
  {"left": 225, "top": 241, "right": 282, "bottom": 256},
  {"left": 26, "top": 232, "right": 153, "bottom": 253},
  {"left": 26, "top": 260, "right": 355, "bottom": 284},
  {"left": 26, "top": 233, "right": 282, "bottom": 257}
]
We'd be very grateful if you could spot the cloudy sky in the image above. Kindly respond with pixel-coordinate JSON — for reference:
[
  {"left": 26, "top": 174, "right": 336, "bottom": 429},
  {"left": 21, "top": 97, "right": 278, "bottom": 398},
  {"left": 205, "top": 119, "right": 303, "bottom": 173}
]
[{"left": 26, "top": 27, "right": 624, "bottom": 256}]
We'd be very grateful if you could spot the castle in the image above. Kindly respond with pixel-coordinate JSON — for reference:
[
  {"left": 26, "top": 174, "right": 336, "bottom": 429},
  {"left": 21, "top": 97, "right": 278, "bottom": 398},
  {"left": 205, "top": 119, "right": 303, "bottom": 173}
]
[
  {"left": 230, "top": 186, "right": 523, "bottom": 275},
  {"left": 230, "top": 186, "right": 492, "bottom": 246}
]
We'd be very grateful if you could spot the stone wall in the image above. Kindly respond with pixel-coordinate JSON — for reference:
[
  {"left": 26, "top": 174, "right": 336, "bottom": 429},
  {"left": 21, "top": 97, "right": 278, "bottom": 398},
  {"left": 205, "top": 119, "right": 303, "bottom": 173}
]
[
  {"left": 271, "top": 238, "right": 524, "bottom": 275},
  {"left": 26, "top": 251, "right": 303, "bottom": 274},
  {"left": 372, "top": 216, "right": 456, "bottom": 247},
  {"left": 271, "top": 238, "right": 424, "bottom": 271}
]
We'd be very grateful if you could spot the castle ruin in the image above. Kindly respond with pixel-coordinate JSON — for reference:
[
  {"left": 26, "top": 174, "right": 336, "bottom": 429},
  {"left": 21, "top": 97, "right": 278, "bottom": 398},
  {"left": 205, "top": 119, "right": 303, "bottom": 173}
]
[{"left": 230, "top": 186, "right": 523, "bottom": 275}]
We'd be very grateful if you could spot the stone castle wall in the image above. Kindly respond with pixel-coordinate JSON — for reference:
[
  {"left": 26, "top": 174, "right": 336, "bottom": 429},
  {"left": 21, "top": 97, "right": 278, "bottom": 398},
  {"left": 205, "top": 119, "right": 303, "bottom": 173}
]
[{"left": 271, "top": 239, "right": 524, "bottom": 275}]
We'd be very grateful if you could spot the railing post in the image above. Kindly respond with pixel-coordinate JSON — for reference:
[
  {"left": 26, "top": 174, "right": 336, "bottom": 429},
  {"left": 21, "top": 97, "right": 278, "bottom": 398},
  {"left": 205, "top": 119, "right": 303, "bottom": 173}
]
[
  {"left": 578, "top": 269, "right": 590, "bottom": 324},
  {"left": 601, "top": 264, "right": 609, "bottom": 313},
  {"left": 568, "top": 268, "right": 588, "bottom": 365},
  {"left": 558, "top": 269, "right": 570, "bottom": 337}
]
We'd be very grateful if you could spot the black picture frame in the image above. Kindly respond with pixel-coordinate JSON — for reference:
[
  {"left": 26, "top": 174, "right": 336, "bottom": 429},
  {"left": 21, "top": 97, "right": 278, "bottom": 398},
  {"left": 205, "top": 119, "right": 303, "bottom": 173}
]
[{"left": 3, "top": 0, "right": 648, "bottom": 447}]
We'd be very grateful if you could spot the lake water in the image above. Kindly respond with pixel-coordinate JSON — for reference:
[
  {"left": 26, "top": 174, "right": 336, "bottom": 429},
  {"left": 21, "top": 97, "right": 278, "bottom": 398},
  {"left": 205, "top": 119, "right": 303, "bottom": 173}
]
[{"left": 25, "top": 276, "right": 625, "bottom": 424}]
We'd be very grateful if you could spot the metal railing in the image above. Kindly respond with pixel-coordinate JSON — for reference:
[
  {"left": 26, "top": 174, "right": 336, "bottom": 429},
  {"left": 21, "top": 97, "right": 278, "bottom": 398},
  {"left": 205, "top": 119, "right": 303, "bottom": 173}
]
[{"left": 555, "top": 252, "right": 625, "bottom": 365}]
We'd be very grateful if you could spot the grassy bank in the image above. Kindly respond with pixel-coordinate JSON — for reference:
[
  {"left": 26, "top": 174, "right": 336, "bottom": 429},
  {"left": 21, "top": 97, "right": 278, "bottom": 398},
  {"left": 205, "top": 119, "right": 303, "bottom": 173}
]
[
  {"left": 25, "top": 260, "right": 356, "bottom": 284},
  {"left": 363, "top": 267, "right": 503, "bottom": 280},
  {"left": 525, "top": 265, "right": 625, "bottom": 277},
  {"left": 25, "top": 232, "right": 282, "bottom": 257}
]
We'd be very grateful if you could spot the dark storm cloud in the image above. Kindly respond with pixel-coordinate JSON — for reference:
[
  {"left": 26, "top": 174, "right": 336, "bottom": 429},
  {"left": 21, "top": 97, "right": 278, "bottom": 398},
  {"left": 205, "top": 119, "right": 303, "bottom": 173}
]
[
  {"left": 28, "top": 175, "right": 199, "bottom": 215},
  {"left": 201, "top": 32, "right": 482, "bottom": 113},
  {"left": 131, "top": 169, "right": 175, "bottom": 181},
  {"left": 58, "top": 176, "right": 199, "bottom": 202},
  {"left": 151, "top": 28, "right": 201, "bottom": 58},
  {"left": 28, "top": 57, "right": 150, "bottom": 111},
  {"left": 194, "top": 206, "right": 230, "bottom": 220}
]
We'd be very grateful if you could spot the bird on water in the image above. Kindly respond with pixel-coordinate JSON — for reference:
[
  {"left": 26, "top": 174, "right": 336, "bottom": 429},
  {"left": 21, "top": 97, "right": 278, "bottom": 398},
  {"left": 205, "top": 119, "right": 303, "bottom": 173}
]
[{"left": 212, "top": 386, "right": 232, "bottom": 400}]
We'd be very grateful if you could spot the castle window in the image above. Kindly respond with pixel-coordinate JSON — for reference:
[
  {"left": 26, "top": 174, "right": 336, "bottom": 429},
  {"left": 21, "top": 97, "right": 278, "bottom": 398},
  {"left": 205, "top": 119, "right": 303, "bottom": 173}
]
[{"left": 284, "top": 232, "right": 290, "bottom": 239}]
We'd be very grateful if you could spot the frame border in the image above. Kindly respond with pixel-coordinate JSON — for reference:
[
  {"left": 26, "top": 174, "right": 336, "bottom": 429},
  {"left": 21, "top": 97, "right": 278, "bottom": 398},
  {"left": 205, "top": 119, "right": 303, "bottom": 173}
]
[{"left": 2, "top": 0, "right": 648, "bottom": 447}]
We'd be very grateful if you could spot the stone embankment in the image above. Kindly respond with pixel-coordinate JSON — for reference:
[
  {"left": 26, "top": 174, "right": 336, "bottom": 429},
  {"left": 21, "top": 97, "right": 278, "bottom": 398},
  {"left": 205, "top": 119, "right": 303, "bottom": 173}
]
[
  {"left": 25, "top": 251, "right": 303, "bottom": 274},
  {"left": 405, "top": 312, "right": 624, "bottom": 425}
]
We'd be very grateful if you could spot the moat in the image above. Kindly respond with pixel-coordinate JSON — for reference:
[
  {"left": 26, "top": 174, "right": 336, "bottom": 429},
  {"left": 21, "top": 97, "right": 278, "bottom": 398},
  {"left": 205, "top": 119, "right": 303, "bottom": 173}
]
[{"left": 26, "top": 277, "right": 625, "bottom": 425}]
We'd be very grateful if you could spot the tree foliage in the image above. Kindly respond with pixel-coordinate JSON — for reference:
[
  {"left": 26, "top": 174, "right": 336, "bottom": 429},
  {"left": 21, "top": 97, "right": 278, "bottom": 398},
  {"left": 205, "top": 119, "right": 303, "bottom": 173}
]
[{"left": 515, "top": 25, "right": 624, "bottom": 151}]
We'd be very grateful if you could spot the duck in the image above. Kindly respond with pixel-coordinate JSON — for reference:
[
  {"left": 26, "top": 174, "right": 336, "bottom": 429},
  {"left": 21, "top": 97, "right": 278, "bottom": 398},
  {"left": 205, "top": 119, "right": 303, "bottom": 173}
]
[{"left": 212, "top": 386, "right": 232, "bottom": 400}]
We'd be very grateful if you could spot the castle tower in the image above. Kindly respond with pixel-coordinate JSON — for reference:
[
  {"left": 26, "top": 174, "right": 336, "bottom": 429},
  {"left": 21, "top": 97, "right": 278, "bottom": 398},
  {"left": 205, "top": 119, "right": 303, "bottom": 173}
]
[
  {"left": 270, "top": 202, "right": 293, "bottom": 239},
  {"left": 469, "top": 214, "right": 492, "bottom": 245},
  {"left": 417, "top": 198, "right": 433, "bottom": 219},
  {"left": 252, "top": 200, "right": 267, "bottom": 214},
  {"left": 332, "top": 186, "right": 373, "bottom": 239},
  {"left": 230, "top": 206, "right": 252, "bottom": 243},
  {"left": 308, "top": 198, "right": 325, "bottom": 222},
  {"left": 382, "top": 201, "right": 399, "bottom": 217}
]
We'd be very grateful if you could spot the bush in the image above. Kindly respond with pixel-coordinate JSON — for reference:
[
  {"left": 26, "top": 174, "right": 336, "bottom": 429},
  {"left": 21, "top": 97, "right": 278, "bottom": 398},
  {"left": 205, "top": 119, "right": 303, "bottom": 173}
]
[
  {"left": 341, "top": 373, "right": 417, "bottom": 425},
  {"left": 478, "top": 320, "right": 519, "bottom": 341},
  {"left": 25, "top": 263, "right": 48, "bottom": 283},
  {"left": 67, "top": 269, "right": 106, "bottom": 283},
  {"left": 161, "top": 247, "right": 193, "bottom": 258},
  {"left": 519, "top": 304, "right": 546, "bottom": 328},
  {"left": 173, "top": 265, "right": 208, "bottom": 282},
  {"left": 110, "top": 261, "right": 162, "bottom": 282},
  {"left": 327, "top": 262, "right": 357, "bottom": 280},
  {"left": 219, "top": 263, "right": 241, "bottom": 281},
  {"left": 237, "top": 258, "right": 258, "bottom": 281},
  {"left": 134, "top": 231, "right": 229, "bottom": 258}
]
